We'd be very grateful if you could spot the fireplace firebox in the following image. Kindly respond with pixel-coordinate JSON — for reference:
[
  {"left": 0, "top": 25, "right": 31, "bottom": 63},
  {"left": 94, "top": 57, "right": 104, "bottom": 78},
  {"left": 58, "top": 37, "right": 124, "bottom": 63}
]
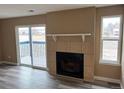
[{"left": 56, "top": 52, "right": 84, "bottom": 79}]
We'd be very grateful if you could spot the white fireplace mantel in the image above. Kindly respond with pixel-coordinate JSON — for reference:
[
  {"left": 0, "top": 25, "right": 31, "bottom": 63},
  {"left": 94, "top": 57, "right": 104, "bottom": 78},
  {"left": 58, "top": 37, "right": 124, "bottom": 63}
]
[{"left": 46, "top": 33, "right": 92, "bottom": 42}]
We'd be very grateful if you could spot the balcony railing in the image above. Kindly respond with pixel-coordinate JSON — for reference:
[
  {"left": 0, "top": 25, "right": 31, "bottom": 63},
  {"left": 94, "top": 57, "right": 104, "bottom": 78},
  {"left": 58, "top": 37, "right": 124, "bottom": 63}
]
[{"left": 19, "top": 41, "right": 46, "bottom": 57}]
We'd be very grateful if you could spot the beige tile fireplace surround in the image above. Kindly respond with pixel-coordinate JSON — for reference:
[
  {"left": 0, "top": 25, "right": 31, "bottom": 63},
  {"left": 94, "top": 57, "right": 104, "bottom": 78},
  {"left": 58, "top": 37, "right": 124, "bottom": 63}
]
[
  {"left": 47, "top": 36, "right": 95, "bottom": 81},
  {"left": 46, "top": 7, "right": 95, "bottom": 81},
  {"left": 0, "top": 5, "right": 123, "bottom": 84}
]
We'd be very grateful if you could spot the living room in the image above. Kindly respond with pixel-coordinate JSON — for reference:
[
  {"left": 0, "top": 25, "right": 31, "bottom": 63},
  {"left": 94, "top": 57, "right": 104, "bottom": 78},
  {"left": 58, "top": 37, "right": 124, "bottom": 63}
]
[{"left": 0, "top": 4, "right": 123, "bottom": 89}]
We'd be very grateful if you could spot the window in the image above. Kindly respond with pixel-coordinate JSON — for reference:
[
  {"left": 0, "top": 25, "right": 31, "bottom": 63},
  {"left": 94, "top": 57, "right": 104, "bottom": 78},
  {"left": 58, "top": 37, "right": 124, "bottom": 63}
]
[{"left": 100, "top": 15, "right": 122, "bottom": 65}]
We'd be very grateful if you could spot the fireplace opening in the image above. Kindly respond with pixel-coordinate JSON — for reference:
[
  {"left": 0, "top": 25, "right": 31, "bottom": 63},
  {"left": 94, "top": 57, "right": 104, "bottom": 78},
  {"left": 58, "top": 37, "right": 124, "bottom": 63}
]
[{"left": 56, "top": 52, "right": 84, "bottom": 79}]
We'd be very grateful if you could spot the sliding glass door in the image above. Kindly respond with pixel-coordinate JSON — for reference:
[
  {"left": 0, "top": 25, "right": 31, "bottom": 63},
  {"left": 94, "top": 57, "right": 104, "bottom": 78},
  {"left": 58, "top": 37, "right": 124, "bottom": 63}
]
[
  {"left": 31, "top": 26, "right": 46, "bottom": 67},
  {"left": 18, "top": 27, "right": 32, "bottom": 65},
  {"left": 17, "top": 25, "right": 47, "bottom": 69}
]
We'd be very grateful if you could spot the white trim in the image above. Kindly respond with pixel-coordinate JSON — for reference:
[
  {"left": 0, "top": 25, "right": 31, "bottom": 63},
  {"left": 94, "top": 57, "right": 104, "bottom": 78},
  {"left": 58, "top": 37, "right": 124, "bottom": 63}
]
[
  {"left": 15, "top": 24, "right": 45, "bottom": 29},
  {"left": 15, "top": 26, "right": 21, "bottom": 65},
  {"left": 99, "top": 15, "right": 122, "bottom": 65},
  {"left": 99, "top": 62, "right": 121, "bottom": 66},
  {"left": 0, "top": 61, "right": 49, "bottom": 72},
  {"left": 15, "top": 24, "right": 48, "bottom": 69},
  {"left": 47, "top": 33, "right": 91, "bottom": 36},
  {"left": 94, "top": 76, "right": 120, "bottom": 84},
  {"left": 47, "top": 33, "right": 91, "bottom": 42},
  {"left": 0, "top": 61, "right": 19, "bottom": 65},
  {"left": 120, "top": 82, "right": 124, "bottom": 89}
]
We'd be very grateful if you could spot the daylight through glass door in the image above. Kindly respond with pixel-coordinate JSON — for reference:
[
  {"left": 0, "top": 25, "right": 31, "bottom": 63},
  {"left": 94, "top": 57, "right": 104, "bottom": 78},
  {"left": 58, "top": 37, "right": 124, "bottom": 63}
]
[{"left": 17, "top": 25, "right": 47, "bottom": 68}]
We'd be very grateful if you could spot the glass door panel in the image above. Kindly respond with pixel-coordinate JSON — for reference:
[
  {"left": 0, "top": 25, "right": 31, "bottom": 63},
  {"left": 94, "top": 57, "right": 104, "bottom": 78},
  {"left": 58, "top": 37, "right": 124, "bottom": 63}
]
[
  {"left": 31, "top": 26, "right": 46, "bottom": 68},
  {"left": 18, "top": 27, "right": 32, "bottom": 65}
]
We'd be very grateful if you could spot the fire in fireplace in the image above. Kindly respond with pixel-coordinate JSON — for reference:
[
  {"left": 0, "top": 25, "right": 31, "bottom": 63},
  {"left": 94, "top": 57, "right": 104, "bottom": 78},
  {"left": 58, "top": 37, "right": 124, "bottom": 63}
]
[{"left": 56, "top": 52, "right": 84, "bottom": 79}]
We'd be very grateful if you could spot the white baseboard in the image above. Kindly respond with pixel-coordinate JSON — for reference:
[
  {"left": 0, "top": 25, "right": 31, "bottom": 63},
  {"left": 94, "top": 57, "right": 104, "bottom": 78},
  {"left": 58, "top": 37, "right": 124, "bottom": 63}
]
[
  {"left": 94, "top": 76, "right": 120, "bottom": 84},
  {"left": 0, "top": 61, "right": 19, "bottom": 65},
  {"left": 120, "top": 83, "right": 124, "bottom": 89},
  {"left": 120, "top": 79, "right": 124, "bottom": 89}
]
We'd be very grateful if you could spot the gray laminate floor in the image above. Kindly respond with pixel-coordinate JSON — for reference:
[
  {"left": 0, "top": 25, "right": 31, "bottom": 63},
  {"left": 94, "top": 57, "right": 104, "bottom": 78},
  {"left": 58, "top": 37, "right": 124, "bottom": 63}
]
[{"left": 0, "top": 64, "right": 121, "bottom": 89}]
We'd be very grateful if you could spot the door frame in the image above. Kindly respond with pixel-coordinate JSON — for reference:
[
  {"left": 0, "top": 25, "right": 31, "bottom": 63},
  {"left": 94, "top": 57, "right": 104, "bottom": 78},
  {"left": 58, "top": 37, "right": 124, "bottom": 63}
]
[{"left": 15, "top": 24, "right": 48, "bottom": 70}]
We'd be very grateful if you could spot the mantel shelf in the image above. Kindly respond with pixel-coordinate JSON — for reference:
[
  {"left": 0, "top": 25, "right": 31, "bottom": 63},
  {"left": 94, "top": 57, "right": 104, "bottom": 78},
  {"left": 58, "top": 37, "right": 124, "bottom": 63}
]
[{"left": 46, "top": 33, "right": 92, "bottom": 42}]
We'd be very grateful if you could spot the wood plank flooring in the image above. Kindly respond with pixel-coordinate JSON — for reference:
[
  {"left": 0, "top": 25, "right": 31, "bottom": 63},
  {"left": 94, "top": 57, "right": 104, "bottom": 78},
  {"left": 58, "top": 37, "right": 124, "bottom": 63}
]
[{"left": 0, "top": 64, "right": 120, "bottom": 89}]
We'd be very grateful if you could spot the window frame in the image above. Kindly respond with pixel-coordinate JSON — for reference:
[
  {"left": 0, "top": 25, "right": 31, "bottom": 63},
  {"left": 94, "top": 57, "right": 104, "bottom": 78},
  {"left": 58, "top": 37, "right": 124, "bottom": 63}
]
[{"left": 99, "top": 15, "right": 123, "bottom": 66}]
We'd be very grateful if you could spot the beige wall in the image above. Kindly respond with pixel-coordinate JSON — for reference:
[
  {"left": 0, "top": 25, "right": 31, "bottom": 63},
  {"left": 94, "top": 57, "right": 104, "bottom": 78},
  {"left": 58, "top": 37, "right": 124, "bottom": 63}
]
[
  {"left": 46, "top": 7, "right": 96, "bottom": 81},
  {"left": 95, "top": 5, "right": 124, "bottom": 79},
  {"left": 0, "top": 15, "right": 46, "bottom": 62}
]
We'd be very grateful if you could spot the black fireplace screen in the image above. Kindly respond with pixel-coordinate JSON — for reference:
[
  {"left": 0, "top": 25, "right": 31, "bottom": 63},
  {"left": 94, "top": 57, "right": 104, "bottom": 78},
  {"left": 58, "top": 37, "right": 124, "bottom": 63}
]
[{"left": 56, "top": 52, "right": 84, "bottom": 79}]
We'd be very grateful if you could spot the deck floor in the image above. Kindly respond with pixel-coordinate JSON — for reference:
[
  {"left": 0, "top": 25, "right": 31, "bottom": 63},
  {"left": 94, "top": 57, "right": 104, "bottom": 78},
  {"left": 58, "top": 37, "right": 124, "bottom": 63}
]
[{"left": 21, "top": 56, "right": 46, "bottom": 67}]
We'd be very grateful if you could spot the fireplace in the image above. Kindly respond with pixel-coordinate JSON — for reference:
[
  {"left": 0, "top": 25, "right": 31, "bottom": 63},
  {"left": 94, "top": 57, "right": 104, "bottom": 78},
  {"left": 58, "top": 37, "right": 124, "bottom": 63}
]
[{"left": 56, "top": 52, "right": 84, "bottom": 79}]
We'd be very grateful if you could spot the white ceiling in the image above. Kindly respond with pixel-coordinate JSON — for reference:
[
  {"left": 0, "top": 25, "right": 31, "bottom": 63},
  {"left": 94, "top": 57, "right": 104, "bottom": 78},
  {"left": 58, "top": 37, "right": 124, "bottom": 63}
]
[{"left": 0, "top": 4, "right": 114, "bottom": 19}]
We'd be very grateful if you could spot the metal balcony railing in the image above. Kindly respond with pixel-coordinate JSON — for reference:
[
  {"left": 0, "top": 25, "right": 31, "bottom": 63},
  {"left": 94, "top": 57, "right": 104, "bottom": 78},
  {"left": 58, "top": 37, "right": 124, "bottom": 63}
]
[{"left": 19, "top": 41, "right": 46, "bottom": 57}]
